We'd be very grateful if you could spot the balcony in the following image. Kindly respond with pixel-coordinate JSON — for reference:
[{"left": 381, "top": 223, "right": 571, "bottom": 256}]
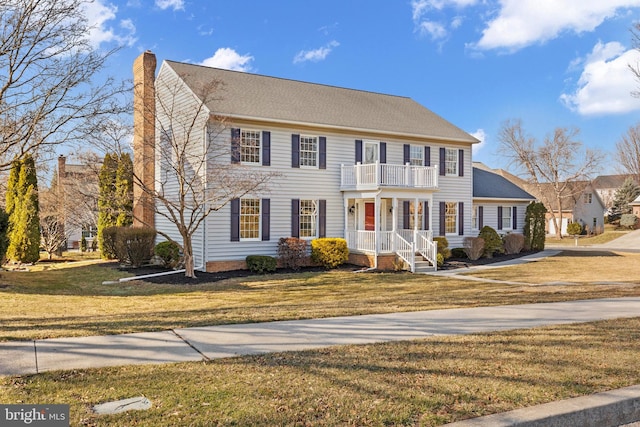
[{"left": 340, "top": 162, "right": 438, "bottom": 191}]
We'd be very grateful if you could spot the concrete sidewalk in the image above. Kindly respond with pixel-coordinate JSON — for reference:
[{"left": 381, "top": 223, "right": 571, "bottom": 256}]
[{"left": 1, "top": 297, "right": 639, "bottom": 376}]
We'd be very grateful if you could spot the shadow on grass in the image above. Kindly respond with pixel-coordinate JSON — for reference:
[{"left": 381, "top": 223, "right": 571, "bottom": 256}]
[{"left": 557, "top": 250, "right": 622, "bottom": 257}]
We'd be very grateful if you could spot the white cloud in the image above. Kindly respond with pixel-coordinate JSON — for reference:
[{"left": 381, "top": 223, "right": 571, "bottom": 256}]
[
  {"left": 411, "top": 0, "right": 479, "bottom": 41},
  {"left": 475, "top": 0, "right": 640, "bottom": 52},
  {"left": 471, "top": 129, "right": 486, "bottom": 154},
  {"left": 293, "top": 41, "right": 340, "bottom": 64},
  {"left": 560, "top": 41, "right": 640, "bottom": 115},
  {"left": 81, "top": 1, "right": 137, "bottom": 49},
  {"left": 155, "top": 0, "right": 185, "bottom": 11},
  {"left": 200, "top": 48, "right": 254, "bottom": 72}
]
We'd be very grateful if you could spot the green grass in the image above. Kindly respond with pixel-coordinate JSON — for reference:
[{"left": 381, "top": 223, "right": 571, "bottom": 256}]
[
  {"left": 2, "top": 253, "right": 640, "bottom": 341},
  {"left": 1, "top": 318, "right": 638, "bottom": 426}
]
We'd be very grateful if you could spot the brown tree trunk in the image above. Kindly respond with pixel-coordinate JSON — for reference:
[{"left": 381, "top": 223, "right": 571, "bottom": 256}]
[{"left": 182, "top": 234, "right": 196, "bottom": 278}]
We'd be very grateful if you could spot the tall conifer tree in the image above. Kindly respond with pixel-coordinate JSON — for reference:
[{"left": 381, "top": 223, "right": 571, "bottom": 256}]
[
  {"left": 97, "top": 153, "right": 133, "bottom": 257},
  {"left": 7, "top": 155, "right": 40, "bottom": 263}
]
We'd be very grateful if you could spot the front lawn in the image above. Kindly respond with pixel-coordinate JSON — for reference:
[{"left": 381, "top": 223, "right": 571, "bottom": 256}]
[{"left": 1, "top": 250, "right": 640, "bottom": 341}]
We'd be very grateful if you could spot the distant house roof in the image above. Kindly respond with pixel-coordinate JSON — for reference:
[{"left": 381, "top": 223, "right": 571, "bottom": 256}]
[
  {"left": 473, "top": 167, "right": 536, "bottom": 201},
  {"left": 162, "top": 60, "right": 479, "bottom": 144},
  {"left": 631, "top": 194, "right": 640, "bottom": 206},
  {"left": 592, "top": 174, "right": 637, "bottom": 190}
]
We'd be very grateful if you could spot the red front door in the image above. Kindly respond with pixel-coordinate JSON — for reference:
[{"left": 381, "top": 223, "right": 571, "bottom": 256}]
[{"left": 365, "top": 203, "right": 375, "bottom": 231}]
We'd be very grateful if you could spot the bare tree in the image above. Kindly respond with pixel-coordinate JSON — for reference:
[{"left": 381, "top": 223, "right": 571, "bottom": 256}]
[
  {"left": 39, "top": 188, "right": 67, "bottom": 259},
  {"left": 616, "top": 123, "right": 640, "bottom": 184},
  {"left": 0, "top": 0, "right": 128, "bottom": 169},
  {"left": 134, "top": 70, "right": 280, "bottom": 278},
  {"left": 498, "top": 119, "right": 602, "bottom": 238}
]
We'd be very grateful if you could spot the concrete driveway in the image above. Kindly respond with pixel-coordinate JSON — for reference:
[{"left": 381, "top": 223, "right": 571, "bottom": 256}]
[{"left": 597, "top": 228, "right": 640, "bottom": 251}]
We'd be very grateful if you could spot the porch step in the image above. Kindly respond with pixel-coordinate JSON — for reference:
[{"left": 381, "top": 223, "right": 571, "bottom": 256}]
[{"left": 414, "top": 259, "right": 435, "bottom": 273}]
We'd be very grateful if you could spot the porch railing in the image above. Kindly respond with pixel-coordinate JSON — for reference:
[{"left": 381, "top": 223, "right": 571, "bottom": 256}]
[
  {"left": 346, "top": 229, "right": 437, "bottom": 272},
  {"left": 341, "top": 162, "right": 438, "bottom": 190}
]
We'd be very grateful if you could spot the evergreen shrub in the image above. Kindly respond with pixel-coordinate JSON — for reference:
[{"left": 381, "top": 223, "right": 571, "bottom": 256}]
[
  {"left": 246, "top": 255, "right": 277, "bottom": 274},
  {"left": 433, "top": 236, "right": 451, "bottom": 259},
  {"left": 311, "top": 238, "right": 348, "bottom": 269},
  {"left": 154, "top": 240, "right": 182, "bottom": 268},
  {"left": 478, "top": 226, "right": 504, "bottom": 258}
]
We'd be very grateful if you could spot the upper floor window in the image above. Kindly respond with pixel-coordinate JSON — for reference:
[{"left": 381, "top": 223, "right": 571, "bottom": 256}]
[
  {"left": 364, "top": 141, "right": 379, "bottom": 164},
  {"left": 445, "top": 148, "right": 458, "bottom": 176},
  {"left": 409, "top": 146, "right": 423, "bottom": 166},
  {"left": 584, "top": 193, "right": 593, "bottom": 204},
  {"left": 300, "top": 136, "right": 318, "bottom": 167},
  {"left": 240, "top": 198, "right": 261, "bottom": 240},
  {"left": 445, "top": 202, "right": 457, "bottom": 234},
  {"left": 472, "top": 205, "right": 478, "bottom": 230},
  {"left": 240, "top": 130, "right": 261, "bottom": 164},
  {"left": 299, "top": 199, "right": 318, "bottom": 238}
]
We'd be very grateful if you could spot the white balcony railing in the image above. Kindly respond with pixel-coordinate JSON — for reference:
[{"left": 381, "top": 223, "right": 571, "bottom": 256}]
[{"left": 341, "top": 162, "right": 438, "bottom": 190}]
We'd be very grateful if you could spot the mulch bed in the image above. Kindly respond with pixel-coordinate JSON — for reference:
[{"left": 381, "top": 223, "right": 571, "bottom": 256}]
[{"left": 108, "top": 251, "right": 540, "bottom": 285}]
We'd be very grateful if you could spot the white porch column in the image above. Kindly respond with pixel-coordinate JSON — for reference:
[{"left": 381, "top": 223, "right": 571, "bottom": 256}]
[
  {"left": 374, "top": 194, "right": 380, "bottom": 258},
  {"left": 413, "top": 197, "right": 419, "bottom": 232},
  {"left": 392, "top": 197, "right": 398, "bottom": 252},
  {"left": 344, "top": 197, "right": 350, "bottom": 245}
]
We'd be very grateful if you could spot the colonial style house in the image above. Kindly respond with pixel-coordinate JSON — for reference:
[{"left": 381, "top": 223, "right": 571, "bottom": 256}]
[
  {"left": 472, "top": 163, "right": 536, "bottom": 234},
  {"left": 133, "top": 51, "right": 497, "bottom": 272}
]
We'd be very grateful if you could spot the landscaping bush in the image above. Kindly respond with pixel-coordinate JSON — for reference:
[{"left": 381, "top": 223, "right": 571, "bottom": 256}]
[
  {"left": 566, "top": 222, "right": 582, "bottom": 236},
  {"left": 620, "top": 214, "right": 638, "bottom": 230},
  {"left": 105, "top": 226, "right": 156, "bottom": 267},
  {"left": 101, "top": 226, "right": 118, "bottom": 259},
  {"left": 463, "top": 236, "right": 484, "bottom": 261},
  {"left": 503, "top": 233, "right": 525, "bottom": 255},
  {"left": 277, "top": 237, "right": 308, "bottom": 270},
  {"left": 80, "top": 235, "right": 87, "bottom": 252},
  {"left": 524, "top": 202, "right": 547, "bottom": 251},
  {"left": 478, "top": 226, "right": 503, "bottom": 258},
  {"left": 450, "top": 247, "right": 466, "bottom": 258},
  {"left": 246, "top": 255, "right": 277, "bottom": 274},
  {"left": 311, "top": 238, "right": 348, "bottom": 269},
  {"left": 433, "top": 236, "right": 451, "bottom": 259},
  {"left": 436, "top": 253, "right": 445, "bottom": 268},
  {"left": 154, "top": 240, "right": 182, "bottom": 268}
]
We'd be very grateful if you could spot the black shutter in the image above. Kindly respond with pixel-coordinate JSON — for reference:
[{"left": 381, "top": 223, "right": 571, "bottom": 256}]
[
  {"left": 403, "top": 144, "right": 410, "bottom": 164},
  {"left": 424, "top": 146, "right": 431, "bottom": 166},
  {"left": 262, "top": 131, "right": 271, "bottom": 166},
  {"left": 478, "top": 206, "right": 484, "bottom": 229},
  {"left": 380, "top": 142, "right": 387, "bottom": 164},
  {"left": 262, "top": 199, "right": 270, "bottom": 241},
  {"left": 439, "top": 202, "right": 446, "bottom": 236},
  {"left": 231, "top": 128, "right": 240, "bottom": 164},
  {"left": 230, "top": 198, "right": 240, "bottom": 241},
  {"left": 498, "top": 206, "right": 503, "bottom": 230},
  {"left": 292, "top": 134, "right": 300, "bottom": 168},
  {"left": 403, "top": 201, "right": 410, "bottom": 229},
  {"left": 319, "top": 136, "right": 327, "bottom": 169},
  {"left": 424, "top": 201, "right": 429, "bottom": 230},
  {"left": 319, "top": 200, "right": 327, "bottom": 238},
  {"left": 439, "top": 147, "right": 445, "bottom": 176},
  {"left": 513, "top": 206, "right": 517, "bottom": 230},
  {"left": 355, "top": 140, "right": 362, "bottom": 164},
  {"left": 291, "top": 199, "right": 300, "bottom": 238},
  {"left": 458, "top": 149, "right": 464, "bottom": 177},
  {"left": 458, "top": 202, "right": 464, "bottom": 235}
]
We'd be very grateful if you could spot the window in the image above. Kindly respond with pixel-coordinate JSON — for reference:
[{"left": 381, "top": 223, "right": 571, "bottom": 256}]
[
  {"left": 409, "top": 145, "right": 423, "bottom": 166},
  {"left": 445, "top": 202, "right": 457, "bottom": 234},
  {"left": 502, "top": 206, "right": 513, "bottom": 229},
  {"left": 408, "top": 201, "right": 424, "bottom": 230},
  {"left": 472, "top": 206, "right": 477, "bottom": 229},
  {"left": 299, "top": 200, "right": 318, "bottom": 238},
  {"left": 364, "top": 141, "right": 378, "bottom": 164},
  {"left": 445, "top": 148, "right": 458, "bottom": 175},
  {"left": 82, "top": 225, "right": 97, "bottom": 239},
  {"left": 584, "top": 193, "right": 593, "bottom": 204},
  {"left": 240, "top": 198, "right": 261, "bottom": 239},
  {"left": 240, "top": 130, "right": 261, "bottom": 164},
  {"left": 300, "top": 136, "right": 318, "bottom": 167}
]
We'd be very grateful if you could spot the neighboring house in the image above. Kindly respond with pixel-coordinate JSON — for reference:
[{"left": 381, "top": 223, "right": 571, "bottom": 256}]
[
  {"left": 591, "top": 174, "right": 637, "bottom": 212},
  {"left": 630, "top": 195, "right": 640, "bottom": 227},
  {"left": 56, "top": 155, "right": 100, "bottom": 249},
  {"left": 133, "top": 51, "right": 487, "bottom": 273},
  {"left": 472, "top": 163, "right": 536, "bottom": 235}
]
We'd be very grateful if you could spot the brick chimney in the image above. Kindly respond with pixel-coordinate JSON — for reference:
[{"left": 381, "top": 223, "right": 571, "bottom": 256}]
[{"left": 132, "top": 50, "right": 156, "bottom": 228}]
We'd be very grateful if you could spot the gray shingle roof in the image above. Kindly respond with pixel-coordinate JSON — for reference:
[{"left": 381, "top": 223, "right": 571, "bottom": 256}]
[
  {"left": 164, "top": 60, "right": 479, "bottom": 143},
  {"left": 473, "top": 167, "right": 536, "bottom": 200}
]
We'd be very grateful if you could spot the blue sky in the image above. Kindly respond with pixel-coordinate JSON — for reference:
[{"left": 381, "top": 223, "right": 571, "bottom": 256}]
[{"left": 86, "top": 0, "right": 640, "bottom": 174}]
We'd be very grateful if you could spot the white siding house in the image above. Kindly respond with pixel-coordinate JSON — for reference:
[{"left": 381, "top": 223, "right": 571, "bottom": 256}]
[{"left": 134, "top": 52, "right": 480, "bottom": 272}]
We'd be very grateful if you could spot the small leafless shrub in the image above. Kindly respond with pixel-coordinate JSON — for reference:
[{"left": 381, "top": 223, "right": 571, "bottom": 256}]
[
  {"left": 463, "top": 237, "right": 485, "bottom": 261},
  {"left": 503, "top": 233, "right": 525, "bottom": 255}
]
